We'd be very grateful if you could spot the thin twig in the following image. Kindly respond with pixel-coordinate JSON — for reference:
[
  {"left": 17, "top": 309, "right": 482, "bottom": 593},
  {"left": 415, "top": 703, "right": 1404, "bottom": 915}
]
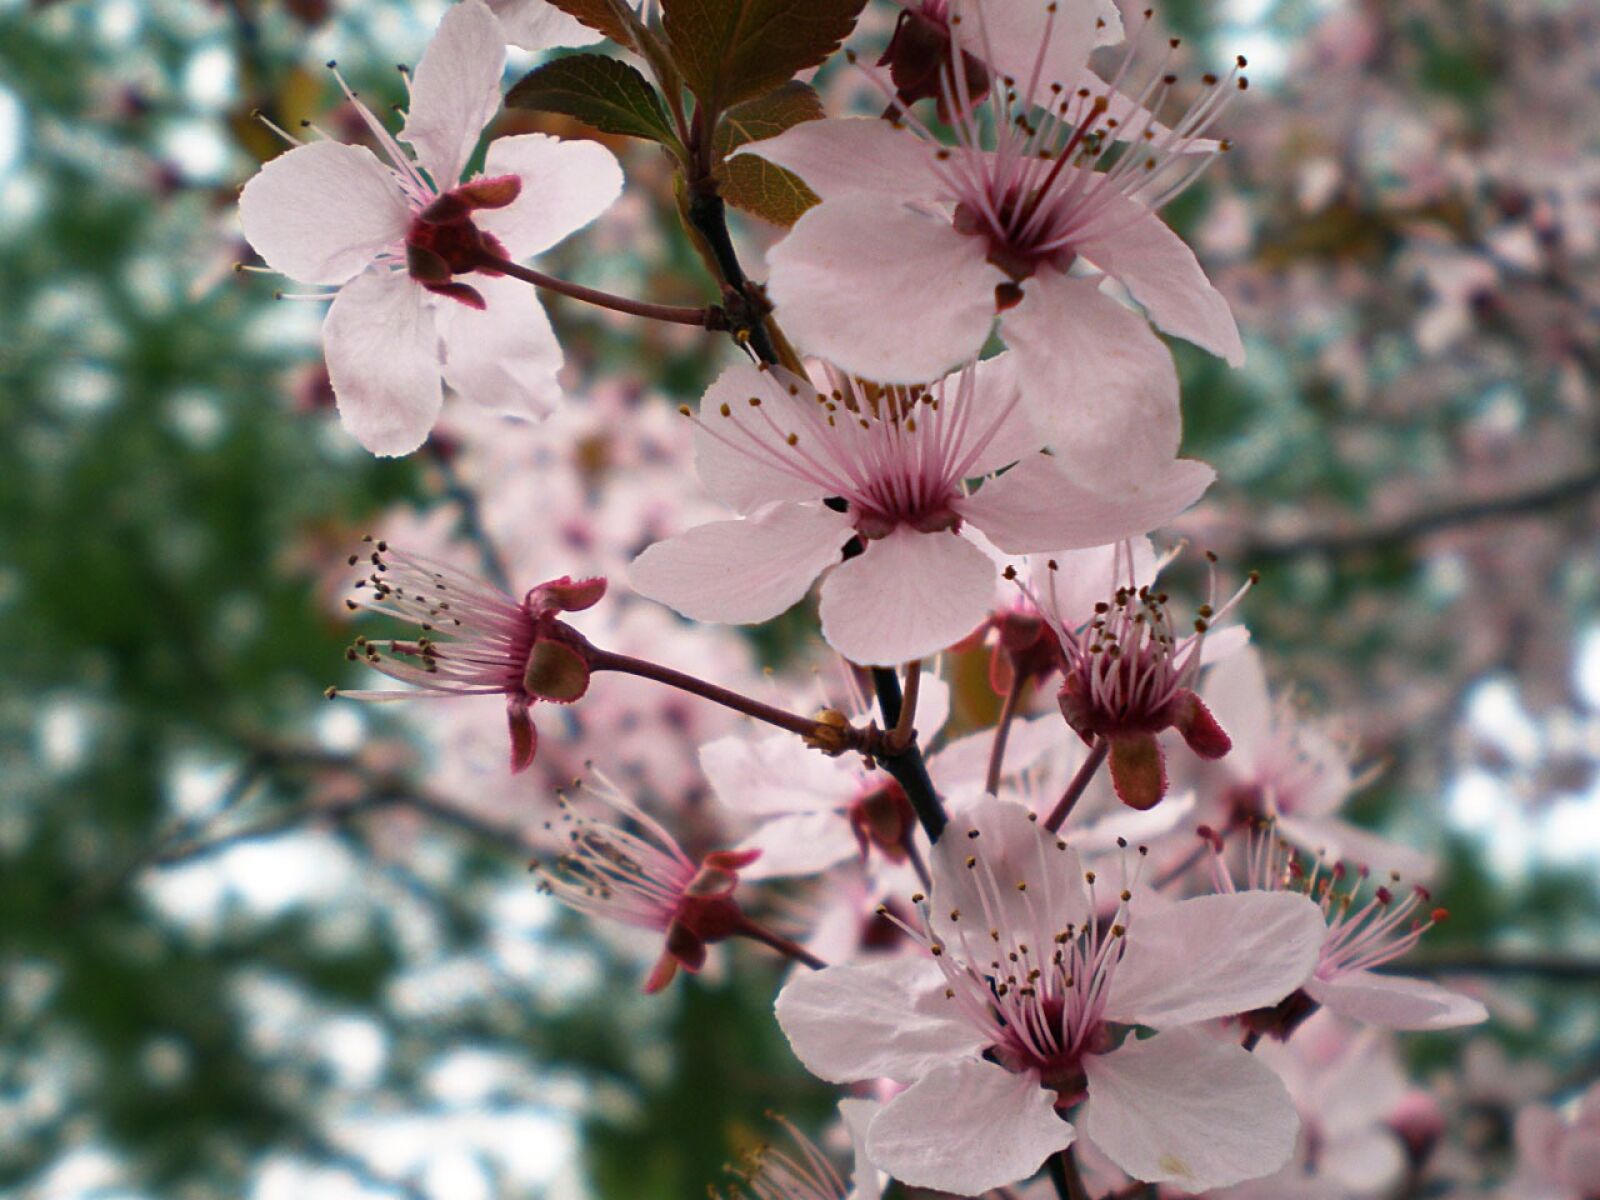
[
  {"left": 886, "top": 659, "right": 921, "bottom": 752},
  {"left": 872, "top": 667, "right": 948, "bottom": 842},
  {"left": 590, "top": 648, "right": 830, "bottom": 742},
  {"left": 478, "top": 252, "right": 715, "bottom": 327},
  {"left": 985, "top": 671, "right": 1027, "bottom": 795},
  {"left": 1043, "top": 739, "right": 1109, "bottom": 833}
]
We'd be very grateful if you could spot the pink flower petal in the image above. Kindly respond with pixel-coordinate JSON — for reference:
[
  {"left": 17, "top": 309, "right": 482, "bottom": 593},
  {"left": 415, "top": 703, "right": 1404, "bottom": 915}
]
[
  {"left": 929, "top": 796, "right": 1088, "bottom": 951},
  {"left": 1105, "top": 892, "right": 1325, "bottom": 1027},
  {"left": 838, "top": 1097, "right": 884, "bottom": 1200},
  {"left": 1305, "top": 970, "right": 1488, "bottom": 1031},
  {"left": 736, "top": 117, "right": 944, "bottom": 202},
  {"left": 733, "top": 811, "right": 863, "bottom": 880},
  {"left": 477, "top": 133, "right": 623, "bottom": 259},
  {"left": 818, "top": 528, "right": 995, "bottom": 666},
  {"left": 775, "top": 957, "right": 988, "bottom": 1084},
  {"left": 629, "top": 503, "right": 854, "bottom": 624},
  {"left": 867, "top": 1058, "right": 1075, "bottom": 1196},
  {"left": 401, "top": 0, "right": 506, "bottom": 187},
  {"left": 435, "top": 271, "right": 563, "bottom": 419},
  {"left": 484, "top": 0, "right": 605, "bottom": 50},
  {"left": 1083, "top": 1028, "right": 1299, "bottom": 1192},
  {"left": 1278, "top": 814, "right": 1436, "bottom": 881},
  {"left": 966, "top": 0, "right": 1098, "bottom": 96},
  {"left": 699, "top": 732, "right": 858, "bottom": 817},
  {"left": 956, "top": 353, "right": 1048, "bottom": 477},
  {"left": 1075, "top": 194, "right": 1245, "bottom": 366},
  {"left": 767, "top": 194, "right": 1003, "bottom": 384},
  {"left": 238, "top": 141, "right": 410, "bottom": 285},
  {"left": 958, "top": 453, "right": 1214, "bottom": 554},
  {"left": 323, "top": 270, "right": 443, "bottom": 456},
  {"left": 692, "top": 363, "right": 830, "bottom": 514},
  {"left": 1000, "top": 271, "right": 1185, "bottom": 487},
  {"left": 1200, "top": 643, "right": 1272, "bottom": 773}
]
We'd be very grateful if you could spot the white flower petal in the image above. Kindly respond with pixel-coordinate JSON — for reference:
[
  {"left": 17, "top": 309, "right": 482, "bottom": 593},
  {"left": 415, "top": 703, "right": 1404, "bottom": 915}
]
[
  {"left": 775, "top": 957, "right": 987, "bottom": 1084},
  {"left": 839, "top": 1097, "right": 884, "bottom": 1200},
  {"left": 692, "top": 362, "right": 829, "bottom": 514},
  {"left": 1200, "top": 643, "right": 1272, "bottom": 773},
  {"left": 401, "top": 0, "right": 506, "bottom": 187},
  {"left": 767, "top": 194, "right": 1003, "bottom": 384},
  {"left": 929, "top": 796, "right": 1088, "bottom": 950},
  {"left": 958, "top": 452, "right": 1213, "bottom": 554},
  {"left": 478, "top": 133, "right": 623, "bottom": 259},
  {"left": 1105, "top": 892, "right": 1325, "bottom": 1027},
  {"left": 1305, "top": 970, "right": 1488, "bottom": 1031},
  {"left": 818, "top": 528, "right": 995, "bottom": 666},
  {"left": 323, "top": 270, "right": 442, "bottom": 456},
  {"left": 1001, "top": 270, "right": 1183, "bottom": 488},
  {"left": 1083, "top": 1028, "right": 1299, "bottom": 1192},
  {"left": 484, "top": 0, "right": 605, "bottom": 50},
  {"left": 700, "top": 732, "right": 858, "bottom": 817},
  {"left": 1075, "top": 194, "right": 1244, "bottom": 366},
  {"left": 736, "top": 117, "right": 943, "bottom": 202},
  {"left": 629, "top": 503, "right": 853, "bottom": 625},
  {"left": 867, "top": 1058, "right": 1075, "bottom": 1196},
  {"left": 735, "top": 811, "right": 862, "bottom": 880},
  {"left": 435, "top": 271, "right": 562, "bottom": 419},
  {"left": 238, "top": 141, "right": 409, "bottom": 285}
]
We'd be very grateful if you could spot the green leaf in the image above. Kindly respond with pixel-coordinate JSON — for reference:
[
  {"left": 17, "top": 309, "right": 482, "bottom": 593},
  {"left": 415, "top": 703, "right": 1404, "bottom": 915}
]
[
  {"left": 712, "top": 82, "right": 824, "bottom": 225},
  {"left": 712, "top": 80, "right": 825, "bottom": 154},
  {"left": 544, "top": 0, "right": 642, "bottom": 48},
  {"left": 662, "top": 0, "right": 867, "bottom": 112},
  {"left": 507, "top": 54, "right": 681, "bottom": 148}
]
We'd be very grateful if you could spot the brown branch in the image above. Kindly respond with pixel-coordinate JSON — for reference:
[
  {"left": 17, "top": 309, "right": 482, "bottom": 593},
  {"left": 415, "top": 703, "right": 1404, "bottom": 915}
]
[{"left": 1242, "top": 464, "right": 1600, "bottom": 562}]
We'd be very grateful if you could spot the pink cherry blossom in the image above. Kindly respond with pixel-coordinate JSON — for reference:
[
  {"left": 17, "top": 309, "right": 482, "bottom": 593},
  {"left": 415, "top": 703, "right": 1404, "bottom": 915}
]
[
  {"left": 1209, "top": 827, "right": 1488, "bottom": 1037},
  {"left": 534, "top": 774, "right": 761, "bottom": 993},
  {"left": 628, "top": 357, "right": 1213, "bottom": 665},
  {"left": 775, "top": 797, "right": 1327, "bottom": 1194},
  {"left": 238, "top": 0, "right": 622, "bottom": 454},
  {"left": 331, "top": 539, "right": 606, "bottom": 773},
  {"left": 1020, "top": 541, "right": 1247, "bottom": 811},
  {"left": 743, "top": 5, "right": 1244, "bottom": 480}
]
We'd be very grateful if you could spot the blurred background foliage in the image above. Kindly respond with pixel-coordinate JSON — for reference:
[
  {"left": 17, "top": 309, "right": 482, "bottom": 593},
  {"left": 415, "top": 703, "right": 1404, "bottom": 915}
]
[{"left": 1, "top": 0, "right": 1597, "bottom": 1198}]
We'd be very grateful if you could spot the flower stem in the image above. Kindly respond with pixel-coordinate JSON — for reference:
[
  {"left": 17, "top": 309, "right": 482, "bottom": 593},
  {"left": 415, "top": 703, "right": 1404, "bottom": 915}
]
[
  {"left": 985, "top": 670, "right": 1028, "bottom": 795},
  {"left": 872, "top": 667, "right": 948, "bottom": 842},
  {"left": 588, "top": 648, "right": 828, "bottom": 742},
  {"left": 885, "top": 658, "right": 922, "bottom": 752},
  {"left": 1043, "top": 738, "right": 1109, "bottom": 833},
  {"left": 735, "top": 916, "right": 827, "bottom": 971},
  {"left": 477, "top": 252, "right": 714, "bottom": 327},
  {"left": 1047, "top": 1149, "right": 1091, "bottom": 1200}
]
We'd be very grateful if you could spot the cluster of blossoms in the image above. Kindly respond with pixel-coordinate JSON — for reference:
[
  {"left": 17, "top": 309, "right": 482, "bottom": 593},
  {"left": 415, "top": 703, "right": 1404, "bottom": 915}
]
[{"left": 236, "top": 0, "right": 1539, "bottom": 1196}]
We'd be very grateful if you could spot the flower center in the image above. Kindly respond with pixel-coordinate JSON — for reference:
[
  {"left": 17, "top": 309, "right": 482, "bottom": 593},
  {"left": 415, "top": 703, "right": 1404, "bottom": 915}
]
[{"left": 404, "top": 175, "right": 521, "bottom": 307}]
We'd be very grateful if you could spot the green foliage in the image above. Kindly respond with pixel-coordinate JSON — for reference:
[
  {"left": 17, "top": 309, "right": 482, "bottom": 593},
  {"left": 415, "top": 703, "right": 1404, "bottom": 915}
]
[
  {"left": 508, "top": 53, "right": 685, "bottom": 152},
  {"left": 662, "top": 0, "right": 868, "bottom": 113},
  {"left": 713, "top": 81, "right": 825, "bottom": 225}
]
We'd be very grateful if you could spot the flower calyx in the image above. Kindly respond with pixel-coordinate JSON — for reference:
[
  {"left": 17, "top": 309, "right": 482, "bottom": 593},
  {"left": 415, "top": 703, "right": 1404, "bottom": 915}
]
[{"left": 404, "top": 174, "right": 521, "bottom": 308}]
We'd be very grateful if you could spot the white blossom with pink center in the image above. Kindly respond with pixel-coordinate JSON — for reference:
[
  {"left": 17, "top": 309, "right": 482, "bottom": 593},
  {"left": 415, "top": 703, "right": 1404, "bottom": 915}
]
[
  {"left": 743, "top": 4, "right": 1245, "bottom": 483},
  {"left": 1210, "top": 828, "right": 1488, "bottom": 1035},
  {"left": 628, "top": 356, "right": 1213, "bottom": 665},
  {"left": 775, "top": 797, "right": 1328, "bottom": 1195},
  {"left": 238, "top": 0, "right": 622, "bottom": 455}
]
